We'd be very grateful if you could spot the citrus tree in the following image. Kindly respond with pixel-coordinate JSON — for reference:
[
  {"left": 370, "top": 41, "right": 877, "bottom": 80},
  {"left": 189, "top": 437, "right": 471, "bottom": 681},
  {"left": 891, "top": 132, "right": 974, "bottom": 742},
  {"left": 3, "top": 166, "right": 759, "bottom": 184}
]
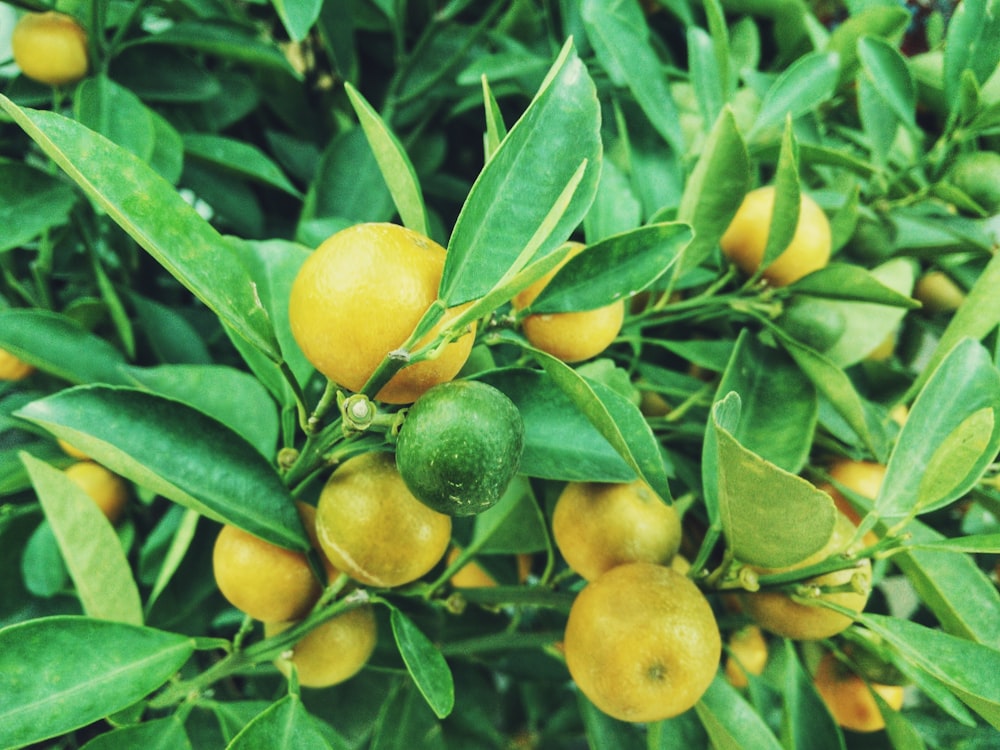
[{"left": 2, "top": 0, "right": 1000, "bottom": 748}]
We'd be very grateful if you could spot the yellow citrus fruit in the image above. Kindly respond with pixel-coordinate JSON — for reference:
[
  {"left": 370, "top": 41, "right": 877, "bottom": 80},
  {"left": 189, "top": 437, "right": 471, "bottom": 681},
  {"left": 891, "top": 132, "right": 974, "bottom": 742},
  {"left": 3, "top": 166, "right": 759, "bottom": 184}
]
[
  {"left": 913, "top": 270, "right": 966, "bottom": 314},
  {"left": 57, "top": 438, "right": 90, "bottom": 460},
  {"left": 813, "top": 652, "right": 905, "bottom": 733},
  {"left": 265, "top": 605, "right": 378, "bottom": 688},
  {"left": 552, "top": 479, "right": 681, "bottom": 581},
  {"left": 446, "top": 547, "right": 534, "bottom": 588},
  {"left": 740, "top": 513, "right": 872, "bottom": 640},
  {"left": 288, "top": 223, "right": 475, "bottom": 404},
  {"left": 64, "top": 461, "right": 128, "bottom": 524},
  {"left": 0, "top": 347, "right": 34, "bottom": 381},
  {"left": 315, "top": 451, "right": 452, "bottom": 588},
  {"left": 212, "top": 503, "right": 328, "bottom": 623},
  {"left": 11, "top": 12, "right": 89, "bottom": 87},
  {"left": 512, "top": 242, "right": 625, "bottom": 363},
  {"left": 563, "top": 562, "right": 721, "bottom": 722},
  {"left": 723, "top": 624, "right": 769, "bottom": 688},
  {"left": 720, "top": 186, "right": 832, "bottom": 286},
  {"left": 823, "top": 459, "right": 887, "bottom": 547}
]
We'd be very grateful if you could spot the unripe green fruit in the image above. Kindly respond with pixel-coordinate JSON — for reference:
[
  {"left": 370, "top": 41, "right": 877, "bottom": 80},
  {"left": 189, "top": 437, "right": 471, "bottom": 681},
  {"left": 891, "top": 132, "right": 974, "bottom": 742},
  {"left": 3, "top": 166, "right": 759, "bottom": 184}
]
[
  {"left": 948, "top": 152, "right": 1000, "bottom": 214},
  {"left": 395, "top": 380, "right": 525, "bottom": 516}
]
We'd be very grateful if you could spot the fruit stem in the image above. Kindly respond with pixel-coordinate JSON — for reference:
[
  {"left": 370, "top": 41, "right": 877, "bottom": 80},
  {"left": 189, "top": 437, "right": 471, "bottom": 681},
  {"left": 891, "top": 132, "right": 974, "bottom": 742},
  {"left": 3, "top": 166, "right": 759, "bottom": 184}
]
[
  {"left": 148, "top": 585, "right": 367, "bottom": 709},
  {"left": 359, "top": 300, "right": 447, "bottom": 399}
]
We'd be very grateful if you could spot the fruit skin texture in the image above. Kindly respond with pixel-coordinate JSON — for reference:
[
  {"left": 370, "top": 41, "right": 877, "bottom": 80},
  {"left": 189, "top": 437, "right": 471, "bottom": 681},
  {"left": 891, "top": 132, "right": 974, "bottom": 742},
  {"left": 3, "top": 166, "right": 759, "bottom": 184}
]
[
  {"left": 0, "top": 347, "right": 34, "bottom": 381},
  {"left": 552, "top": 479, "right": 681, "bottom": 581},
  {"left": 720, "top": 186, "right": 832, "bottom": 286},
  {"left": 288, "top": 223, "right": 475, "bottom": 404},
  {"left": 315, "top": 451, "right": 452, "bottom": 588},
  {"left": 563, "top": 562, "right": 721, "bottom": 723},
  {"left": 512, "top": 242, "right": 625, "bottom": 363},
  {"left": 395, "top": 380, "right": 524, "bottom": 516},
  {"left": 948, "top": 151, "right": 1000, "bottom": 214},
  {"left": 813, "top": 652, "right": 905, "bottom": 733},
  {"left": 265, "top": 606, "right": 377, "bottom": 688},
  {"left": 12, "top": 12, "right": 89, "bottom": 87},
  {"left": 212, "top": 503, "right": 326, "bottom": 624},
  {"left": 723, "top": 624, "right": 769, "bottom": 688},
  {"left": 741, "top": 513, "right": 872, "bottom": 640},
  {"left": 913, "top": 270, "right": 966, "bottom": 314},
  {"left": 64, "top": 462, "right": 129, "bottom": 524}
]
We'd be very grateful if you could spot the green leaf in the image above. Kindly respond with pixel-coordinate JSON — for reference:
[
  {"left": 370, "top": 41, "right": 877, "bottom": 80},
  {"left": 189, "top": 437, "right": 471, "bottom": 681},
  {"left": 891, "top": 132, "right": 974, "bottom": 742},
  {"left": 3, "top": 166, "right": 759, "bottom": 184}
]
[
  {"left": 75, "top": 76, "right": 155, "bottom": 162},
  {"left": 577, "top": 693, "right": 645, "bottom": 750},
  {"left": 470, "top": 475, "right": 548, "bottom": 554},
  {"left": 388, "top": 607, "right": 455, "bottom": 719},
  {"left": 907, "top": 533, "right": 1000, "bottom": 554},
  {"left": 893, "top": 519, "right": 1000, "bottom": 646},
  {"left": 80, "top": 715, "right": 192, "bottom": 750},
  {"left": 478, "top": 367, "right": 636, "bottom": 483},
  {"left": 0, "top": 95, "right": 282, "bottom": 363},
  {"left": 695, "top": 674, "right": 784, "bottom": 750},
  {"left": 943, "top": 0, "right": 1000, "bottom": 113},
  {"left": 583, "top": 157, "right": 642, "bottom": 242},
  {"left": 860, "top": 613, "right": 1000, "bottom": 729},
  {"left": 825, "top": 5, "right": 911, "bottom": 85},
  {"left": 344, "top": 83, "right": 428, "bottom": 236},
  {"left": 120, "top": 364, "right": 280, "bottom": 460},
  {"left": 21, "top": 454, "right": 143, "bottom": 626},
  {"left": 15, "top": 386, "right": 308, "bottom": 552},
  {"left": 858, "top": 36, "right": 916, "bottom": 128},
  {"left": 792, "top": 258, "right": 916, "bottom": 367},
  {"left": 183, "top": 133, "right": 302, "bottom": 197},
  {"left": 145, "top": 508, "right": 200, "bottom": 615},
  {"left": 787, "top": 262, "right": 919, "bottom": 307},
  {"left": 536, "top": 352, "right": 673, "bottom": 503},
  {"left": 227, "top": 694, "right": 333, "bottom": 749},
  {"left": 688, "top": 27, "right": 725, "bottom": 125},
  {"left": 136, "top": 19, "right": 299, "bottom": 76},
  {"left": 711, "top": 396, "right": 836, "bottom": 567},
  {"left": 581, "top": 0, "right": 684, "bottom": 153},
  {"left": 676, "top": 107, "right": 752, "bottom": 274},
  {"left": 0, "top": 160, "right": 77, "bottom": 253},
  {"left": 759, "top": 123, "right": 801, "bottom": 274},
  {"left": 481, "top": 76, "right": 507, "bottom": 158},
  {"left": 271, "top": 0, "right": 324, "bottom": 42},
  {"left": 749, "top": 52, "right": 840, "bottom": 140},
  {"left": 440, "top": 40, "right": 601, "bottom": 305},
  {"left": 779, "top": 641, "right": 845, "bottom": 750},
  {"left": 0, "top": 616, "right": 194, "bottom": 749},
  {"left": 778, "top": 335, "right": 880, "bottom": 457},
  {"left": 0, "top": 309, "right": 128, "bottom": 385},
  {"left": 906, "top": 246, "right": 1000, "bottom": 401},
  {"left": 527, "top": 223, "right": 692, "bottom": 314},
  {"left": 878, "top": 338, "right": 1000, "bottom": 519},
  {"left": 715, "top": 331, "right": 817, "bottom": 473}
]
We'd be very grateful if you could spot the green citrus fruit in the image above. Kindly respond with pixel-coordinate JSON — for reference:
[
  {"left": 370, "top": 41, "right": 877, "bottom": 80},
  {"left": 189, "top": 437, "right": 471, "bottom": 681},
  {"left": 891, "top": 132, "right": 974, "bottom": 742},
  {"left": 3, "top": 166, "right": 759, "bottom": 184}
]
[
  {"left": 777, "top": 299, "right": 846, "bottom": 352},
  {"left": 395, "top": 380, "right": 524, "bottom": 516},
  {"left": 948, "top": 152, "right": 1000, "bottom": 214}
]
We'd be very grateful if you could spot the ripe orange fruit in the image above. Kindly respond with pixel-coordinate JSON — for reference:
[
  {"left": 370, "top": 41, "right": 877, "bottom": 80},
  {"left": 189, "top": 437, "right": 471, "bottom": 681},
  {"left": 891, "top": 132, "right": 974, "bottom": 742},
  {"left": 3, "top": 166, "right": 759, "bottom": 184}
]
[
  {"left": 740, "top": 513, "right": 872, "bottom": 640},
  {"left": 212, "top": 503, "right": 328, "bottom": 623},
  {"left": 512, "top": 242, "right": 625, "bottom": 363},
  {"left": 315, "top": 451, "right": 452, "bottom": 588},
  {"left": 723, "top": 624, "right": 769, "bottom": 688},
  {"left": 813, "top": 652, "right": 905, "bottom": 733},
  {"left": 563, "top": 562, "right": 721, "bottom": 722},
  {"left": 64, "top": 462, "right": 128, "bottom": 524},
  {"left": 265, "top": 605, "right": 378, "bottom": 688},
  {"left": 11, "top": 11, "right": 89, "bottom": 87},
  {"left": 552, "top": 479, "right": 681, "bottom": 581},
  {"left": 288, "top": 223, "right": 476, "bottom": 404},
  {"left": 0, "top": 347, "right": 34, "bottom": 381},
  {"left": 720, "top": 186, "right": 832, "bottom": 286}
]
